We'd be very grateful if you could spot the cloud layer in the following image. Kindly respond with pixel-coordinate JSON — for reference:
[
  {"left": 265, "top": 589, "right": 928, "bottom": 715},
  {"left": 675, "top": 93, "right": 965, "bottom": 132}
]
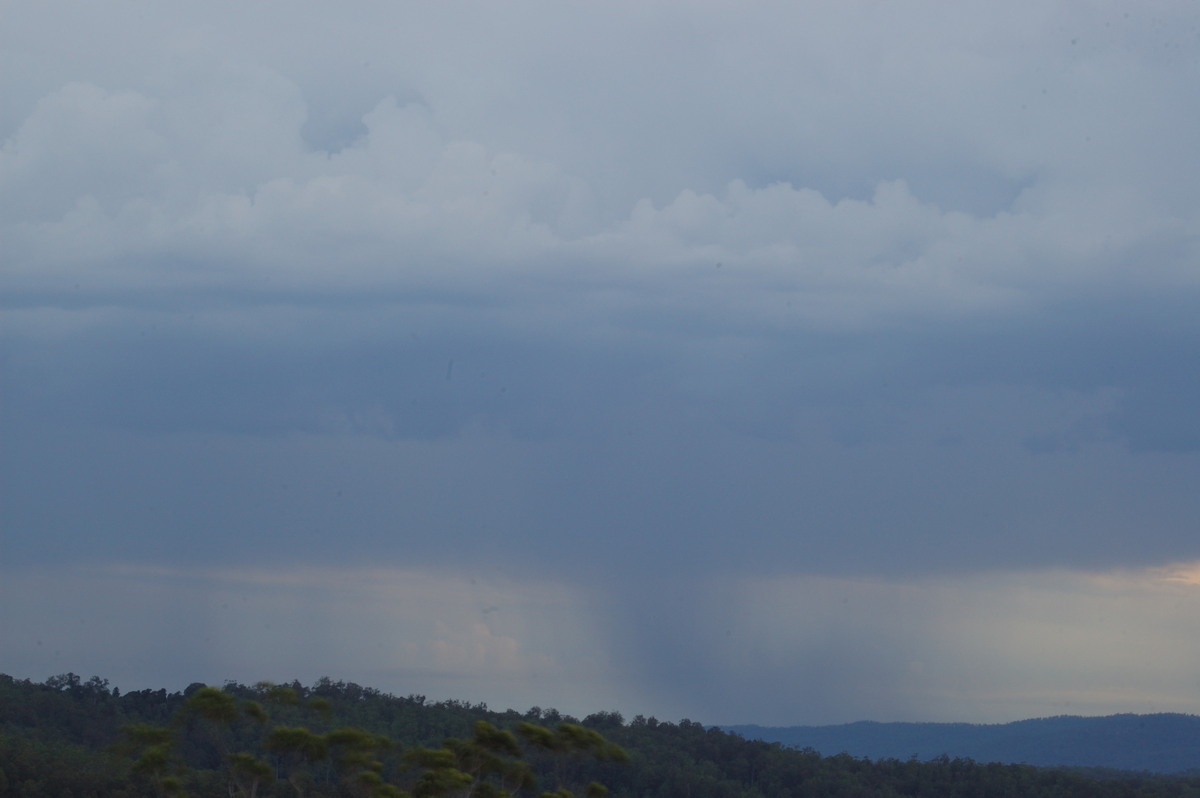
[{"left": 3, "top": 0, "right": 1200, "bottom": 724}]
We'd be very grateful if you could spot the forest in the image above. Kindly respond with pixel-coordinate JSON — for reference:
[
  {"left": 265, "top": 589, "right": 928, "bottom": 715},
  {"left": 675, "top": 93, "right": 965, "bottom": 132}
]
[{"left": 3, "top": 672, "right": 1200, "bottom": 798}]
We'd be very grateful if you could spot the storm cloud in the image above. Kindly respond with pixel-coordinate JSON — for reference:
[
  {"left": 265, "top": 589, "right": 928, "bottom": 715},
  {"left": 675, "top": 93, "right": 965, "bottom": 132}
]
[{"left": 3, "top": 0, "right": 1199, "bottom": 724}]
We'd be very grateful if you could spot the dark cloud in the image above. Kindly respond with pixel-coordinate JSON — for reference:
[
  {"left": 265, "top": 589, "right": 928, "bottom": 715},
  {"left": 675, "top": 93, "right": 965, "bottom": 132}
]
[
  {"left": 5, "top": 296, "right": 1198, "bottom": 578},
  {"left": 4, "top": 0, "right": 1200, "bottom": 725}
]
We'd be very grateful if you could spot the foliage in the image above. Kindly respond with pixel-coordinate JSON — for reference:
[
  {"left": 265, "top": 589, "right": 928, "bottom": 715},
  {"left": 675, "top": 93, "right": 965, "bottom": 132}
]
[{"left": 3, "top": 672, "right": 1200, "bottom": 797}]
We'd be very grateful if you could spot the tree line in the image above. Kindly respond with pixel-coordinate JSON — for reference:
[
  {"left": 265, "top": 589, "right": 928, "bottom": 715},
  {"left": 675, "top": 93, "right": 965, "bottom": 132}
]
[{"left": 3, "top": 673, "right": 1200, "bottom": 798}]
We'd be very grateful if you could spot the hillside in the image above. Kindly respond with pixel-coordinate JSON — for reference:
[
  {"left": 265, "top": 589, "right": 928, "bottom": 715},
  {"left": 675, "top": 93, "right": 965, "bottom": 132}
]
[
  {"left": 725, "top": 714, "right": 1200, "bottom": 773},
  {"left": 4, "top": 673, "right": 1200, "bottom": 797}
]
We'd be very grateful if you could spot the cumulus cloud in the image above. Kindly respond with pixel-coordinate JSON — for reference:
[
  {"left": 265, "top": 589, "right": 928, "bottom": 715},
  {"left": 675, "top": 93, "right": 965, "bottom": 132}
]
[{"left": 5, "top": 2, "right": 1198, "bottom": 315}]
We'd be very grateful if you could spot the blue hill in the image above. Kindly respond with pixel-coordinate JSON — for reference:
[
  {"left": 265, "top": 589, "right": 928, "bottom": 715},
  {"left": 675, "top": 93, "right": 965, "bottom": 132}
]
[{"left": 724, "top": 714, "right": 1200, "bottom": 773}]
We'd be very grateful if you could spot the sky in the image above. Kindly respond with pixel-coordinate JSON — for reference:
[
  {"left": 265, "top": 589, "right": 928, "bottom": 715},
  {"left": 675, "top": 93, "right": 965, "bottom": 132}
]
[{"left": 2, "top": 0, "right": 1200, "bottom": 727}]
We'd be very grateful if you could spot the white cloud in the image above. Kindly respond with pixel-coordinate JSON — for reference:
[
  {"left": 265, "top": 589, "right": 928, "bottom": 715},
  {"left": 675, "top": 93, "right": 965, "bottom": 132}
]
[{"left": 4, "top": 1, "right": 1198, "bottom": 326}]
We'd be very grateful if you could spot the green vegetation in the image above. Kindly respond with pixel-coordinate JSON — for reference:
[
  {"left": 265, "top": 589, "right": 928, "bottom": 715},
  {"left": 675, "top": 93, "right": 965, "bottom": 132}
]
[{"left": 3, "top": 672, "right": 1200, "bottom": 797}]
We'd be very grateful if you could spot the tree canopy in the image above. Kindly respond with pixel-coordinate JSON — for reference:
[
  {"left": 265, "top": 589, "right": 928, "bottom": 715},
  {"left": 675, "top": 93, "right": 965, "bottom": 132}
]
[{"left": 2, "top": 673, "right": 1199, "bottom": 798}]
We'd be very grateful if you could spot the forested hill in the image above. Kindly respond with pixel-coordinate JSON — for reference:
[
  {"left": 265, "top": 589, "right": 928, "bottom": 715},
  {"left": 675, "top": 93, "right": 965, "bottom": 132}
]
[
  {"left": 5, "top": 673, "right": 1200, "bottom": 798},
  {"left": 725, "top": 714, "right": 1200, "bottom": 773}
]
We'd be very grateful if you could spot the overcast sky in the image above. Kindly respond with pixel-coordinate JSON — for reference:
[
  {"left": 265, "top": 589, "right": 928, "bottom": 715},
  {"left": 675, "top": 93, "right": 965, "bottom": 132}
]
[{"left": 3, "top": 1, "right": 1200, "bottom": 726}]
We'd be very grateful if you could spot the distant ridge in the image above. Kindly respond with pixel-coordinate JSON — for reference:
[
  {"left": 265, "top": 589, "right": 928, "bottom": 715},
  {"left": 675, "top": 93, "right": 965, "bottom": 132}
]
[{"left": 723, "top": 714, "right": 1200, "bottom": 773}]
